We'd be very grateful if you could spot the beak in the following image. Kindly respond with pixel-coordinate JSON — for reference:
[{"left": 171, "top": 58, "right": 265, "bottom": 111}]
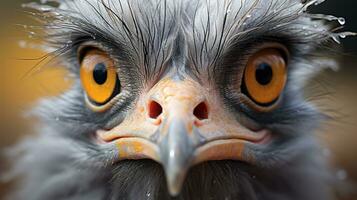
[
  {"left": 97, "top": 78, "right": 270, "bottom": 196},
  {"left": 160, "top": 117, "right": 194, "bottom": 195}
]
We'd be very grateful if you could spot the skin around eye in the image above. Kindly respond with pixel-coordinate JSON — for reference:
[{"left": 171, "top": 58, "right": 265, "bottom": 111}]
[
  {"left": 243, "top": 48, "right": 287, "bottom": 105},
  {"left": 80, "top": 49, "right": 119, "bottom": 104}
]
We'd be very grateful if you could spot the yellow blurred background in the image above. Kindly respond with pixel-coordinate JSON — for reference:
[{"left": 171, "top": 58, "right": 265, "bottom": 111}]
[
  {"left": 0, "top": 0, "right": 71, "bottom": 198},
  {"left": 0, "top": 0, "right": 356, "bottom": 199}
]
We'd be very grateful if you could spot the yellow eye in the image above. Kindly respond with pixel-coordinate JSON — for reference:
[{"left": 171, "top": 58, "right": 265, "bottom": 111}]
[
  {"left": 80, "top": 49, "right": 120, "bottom": 105},
  {"left": 243, "top": 48, "right": 287, "bottom": 105}
]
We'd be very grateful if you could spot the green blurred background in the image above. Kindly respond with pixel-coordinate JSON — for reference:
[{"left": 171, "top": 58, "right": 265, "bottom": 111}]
[{"left": 0, "top": 0, "right": 356, "bottom": 199}]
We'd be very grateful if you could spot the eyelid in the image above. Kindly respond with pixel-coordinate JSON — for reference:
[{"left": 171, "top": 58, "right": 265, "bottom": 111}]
[
  {"left": 247, "top": 43, "right": 290, "bottom": 65},
  {"left": 77, "top": 42, "right": 111, "bottom": 64}
]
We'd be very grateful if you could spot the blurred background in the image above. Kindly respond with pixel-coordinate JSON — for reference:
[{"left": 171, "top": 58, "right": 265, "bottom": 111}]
[{"left": 0, "top": 0, "right": 356, "bottom": 199}]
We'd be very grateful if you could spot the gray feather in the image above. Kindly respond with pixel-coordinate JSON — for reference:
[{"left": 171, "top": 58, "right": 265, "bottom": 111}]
[{"left": 3, "top": 0, "right": 352, "bottom": 199}]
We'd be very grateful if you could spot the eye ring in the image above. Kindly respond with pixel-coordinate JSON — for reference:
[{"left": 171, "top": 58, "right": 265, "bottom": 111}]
[
  {"left": 79, "top": 48, "right": 121, "bottom": 111},
  {"left": 241, "top": 45, "right": 288, "bottom": 110}
]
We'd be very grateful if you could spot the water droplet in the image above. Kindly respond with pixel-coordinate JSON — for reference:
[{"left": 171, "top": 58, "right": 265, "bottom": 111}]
[
  {"left": 314, "top": 0, "right": 326, "bottom": 5},
  {"left": 338, "top": 17, "right": 345, "bottom": 25},
  {"left": 303, "top": 0, "right": 326, "bottom": 11},
  {"left": 309, "top": 14, "right": 346, "bottom": 26},
  {"left": 22, "top": 2, "right": 53, "bottom": 12},
  {"left": 146, "top": 192, "right": 151, "bottom": 197},
  {"left": 18, "top": 40, "right": 27, "bottom": 48},
  {"left": 337, "top": 32, "right": 356, "bottom": 40},
  {"left": 28, "top": 32, "right": 35, "bottom": 38},
  {"left": 246, "top": 14, "right": 251, "bottom": 18},
  {"left": 52, "top": 12, "right": 61, "bottom": 16}
]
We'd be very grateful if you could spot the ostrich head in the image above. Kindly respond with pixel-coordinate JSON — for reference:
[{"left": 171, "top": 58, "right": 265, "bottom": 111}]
[{"left": 4, "top": 0, "right": 355, "bottom": 199}]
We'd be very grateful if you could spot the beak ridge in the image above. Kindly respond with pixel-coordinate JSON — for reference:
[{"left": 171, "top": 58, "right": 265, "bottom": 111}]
[{"left": 160, "top": 117, "right": 195, "bottom": 196}]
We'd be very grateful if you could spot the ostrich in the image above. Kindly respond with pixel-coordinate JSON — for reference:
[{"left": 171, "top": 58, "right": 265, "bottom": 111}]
[{"left": 3, "top": 0, "right": 355, "bottom": 199}]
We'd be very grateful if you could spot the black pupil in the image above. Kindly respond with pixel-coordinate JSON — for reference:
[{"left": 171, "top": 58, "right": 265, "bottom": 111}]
[
  {"left": 255, "top": 62, "right": 273, "bottom": 85},
  {"left": 93, "top": 63, "right": 108, "bottom": 85}
]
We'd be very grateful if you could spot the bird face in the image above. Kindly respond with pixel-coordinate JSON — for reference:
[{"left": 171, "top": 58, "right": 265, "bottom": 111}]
[
  {"left": 80, "top": 44, "right": 287, "bottom": 194},
  {"left": 15, "top": 0, "right": 352, "bottom": 198}
]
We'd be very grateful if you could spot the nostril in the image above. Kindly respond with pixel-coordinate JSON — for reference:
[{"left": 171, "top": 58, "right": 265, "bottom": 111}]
[
  {"left": 193, "top": 101, "right": 209, "bottom": 120},
  {"left": 148, "top": 100, "right": 163, "bottom": 119}
]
